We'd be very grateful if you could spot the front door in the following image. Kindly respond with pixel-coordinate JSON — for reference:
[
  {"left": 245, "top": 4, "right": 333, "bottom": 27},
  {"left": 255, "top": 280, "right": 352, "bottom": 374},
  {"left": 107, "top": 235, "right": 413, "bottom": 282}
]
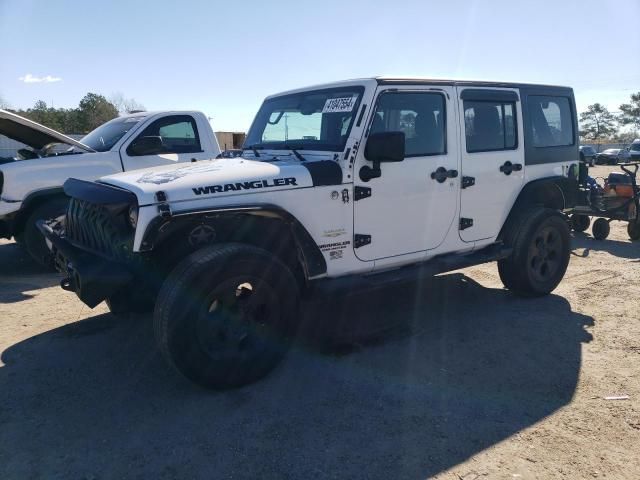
[
  {"left": 456, "top": 88, "right": 525, "bottom": 242},
  {"left": 353, "top": 86, "right": 459, "bottom": 261},
  {"left": 120, "top": 114, "right": 208, "bottom": 171}
]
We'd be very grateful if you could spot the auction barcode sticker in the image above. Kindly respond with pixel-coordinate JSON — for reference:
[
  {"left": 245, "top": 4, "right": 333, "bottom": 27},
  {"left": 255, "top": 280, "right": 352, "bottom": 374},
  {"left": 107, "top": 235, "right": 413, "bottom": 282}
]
[{"left": 322, "top": 95, "right": 358, "bottom": 114}]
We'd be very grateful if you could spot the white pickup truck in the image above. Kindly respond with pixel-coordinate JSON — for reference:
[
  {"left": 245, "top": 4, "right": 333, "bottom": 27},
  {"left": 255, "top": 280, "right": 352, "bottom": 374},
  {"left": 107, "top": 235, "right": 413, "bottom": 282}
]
[{"left": 0, "top": 109, "right": 220, "bottom": 265}]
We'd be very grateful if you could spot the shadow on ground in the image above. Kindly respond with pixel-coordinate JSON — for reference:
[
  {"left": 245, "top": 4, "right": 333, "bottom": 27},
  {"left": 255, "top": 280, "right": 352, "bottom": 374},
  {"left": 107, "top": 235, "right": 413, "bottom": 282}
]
[
  {"left": 571, "top": 232, "right": 640, "bottom": 260},
  {"left": 0, "top": 274, "right": 593, "bottom": 479},
  {"left": 0, "top": 241, "right": 61, "bottom": 302}
]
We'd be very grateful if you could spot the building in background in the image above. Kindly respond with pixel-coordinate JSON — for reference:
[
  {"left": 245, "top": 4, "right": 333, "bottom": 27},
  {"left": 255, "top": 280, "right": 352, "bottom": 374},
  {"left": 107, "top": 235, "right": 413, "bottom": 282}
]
[{"left": 215, "top": 131, "right": 246, "bottom": 150}]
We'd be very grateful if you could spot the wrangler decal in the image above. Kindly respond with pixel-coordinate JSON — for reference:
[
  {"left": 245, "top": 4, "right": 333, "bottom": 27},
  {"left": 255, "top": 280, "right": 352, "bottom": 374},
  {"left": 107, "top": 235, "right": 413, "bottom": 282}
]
[{"left": 192, "top": 177, "right": 298, "bottom": 196}]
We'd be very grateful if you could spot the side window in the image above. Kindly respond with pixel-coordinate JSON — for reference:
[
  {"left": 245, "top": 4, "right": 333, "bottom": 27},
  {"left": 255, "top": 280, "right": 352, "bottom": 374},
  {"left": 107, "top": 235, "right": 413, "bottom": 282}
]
[
  {"left": 464, "top": 100, "right": 517, "bottom": 153},
  {"left": 370, "top": 92, "right": 446, "bottom": 157},
  {"left": 128, "top": 115, "right": 201, "bottom": 156},
  {"left": 527, "top": 96, "right": 574, "bottom": 147}
]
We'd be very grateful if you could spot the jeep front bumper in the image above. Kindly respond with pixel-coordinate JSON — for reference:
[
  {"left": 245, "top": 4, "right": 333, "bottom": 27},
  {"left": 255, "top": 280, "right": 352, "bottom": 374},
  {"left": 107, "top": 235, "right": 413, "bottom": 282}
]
[{"left": 37, "top": 220, "right": 133, "bottom": 308}]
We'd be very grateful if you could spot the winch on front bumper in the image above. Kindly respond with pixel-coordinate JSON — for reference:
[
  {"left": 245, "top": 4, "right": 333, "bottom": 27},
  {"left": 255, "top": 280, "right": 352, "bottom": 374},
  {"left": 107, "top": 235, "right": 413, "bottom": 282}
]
[{"left": 37, "top": 178, "right": 139, "bottom": 308}]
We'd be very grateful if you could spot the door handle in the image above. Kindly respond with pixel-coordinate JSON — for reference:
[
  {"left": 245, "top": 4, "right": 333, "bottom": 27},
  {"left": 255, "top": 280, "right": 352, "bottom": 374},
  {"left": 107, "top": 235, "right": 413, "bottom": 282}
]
[
  {"left": 431, "top": 167, "right": 458, "bottom": 183},
  {"left": 499, "top": 161, "right": 523, "bottom": 175}
]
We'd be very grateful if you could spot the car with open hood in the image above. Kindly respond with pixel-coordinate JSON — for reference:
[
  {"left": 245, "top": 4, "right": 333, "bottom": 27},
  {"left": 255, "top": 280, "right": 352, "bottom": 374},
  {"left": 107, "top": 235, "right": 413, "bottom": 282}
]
[{"left": 0, "top": 109, "right": 220, "bottom": 266}]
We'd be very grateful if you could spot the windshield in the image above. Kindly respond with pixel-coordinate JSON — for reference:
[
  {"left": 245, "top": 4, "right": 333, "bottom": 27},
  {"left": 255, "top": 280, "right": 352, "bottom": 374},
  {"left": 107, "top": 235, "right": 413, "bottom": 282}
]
[
  {"left": 244, "top": 86, "right": 364, "bottom": 152},
  {"left": 81, "top": 116, "right": 145, "bottom": 152},
  {"left": 603, "top": 149, "right": 619, "bottom": 154},
  {"left": 630, "top": 143, "right": 640, "bottom": 151}
]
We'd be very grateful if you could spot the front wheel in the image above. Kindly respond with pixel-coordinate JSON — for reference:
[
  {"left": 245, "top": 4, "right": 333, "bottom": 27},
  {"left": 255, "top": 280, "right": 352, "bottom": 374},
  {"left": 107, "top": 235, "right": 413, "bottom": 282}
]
[
  {"left": 154, "top": 243, "right": 300, "bottom": 389},
  {"left": 498, "top": 208, "right": 571, "bottom": 297}
]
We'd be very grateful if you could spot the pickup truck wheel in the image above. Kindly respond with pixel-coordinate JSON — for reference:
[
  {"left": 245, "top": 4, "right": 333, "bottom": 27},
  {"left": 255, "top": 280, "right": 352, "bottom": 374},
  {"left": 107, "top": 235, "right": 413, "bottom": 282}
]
[
  {"left": 498, "top": 208, "right": 570, "bottom": 297},
  {"left": 154, "top": 243, "right": 300, "bottom": 389},
  {"left": 23, "top": 198, "right": 69, "bottom": 269}
]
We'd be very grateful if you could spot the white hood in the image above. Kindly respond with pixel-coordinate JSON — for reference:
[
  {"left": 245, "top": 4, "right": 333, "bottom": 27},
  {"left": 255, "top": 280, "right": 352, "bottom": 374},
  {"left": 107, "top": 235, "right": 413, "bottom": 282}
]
[
  {"left": 0, "top": 109, "right": 94, "bottom": 153},
  {"left": 99, "top": 157, "right": 315, "bottom": 206}
]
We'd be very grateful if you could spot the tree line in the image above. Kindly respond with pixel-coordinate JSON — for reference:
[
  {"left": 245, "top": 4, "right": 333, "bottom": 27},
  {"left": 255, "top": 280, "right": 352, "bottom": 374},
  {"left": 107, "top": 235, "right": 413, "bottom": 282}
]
[
  {"left": 0, "top": 92, "right": 145, "bottom": 134},
  {"left": 579, "top": 92, "right": 640, "bottom": 143}
]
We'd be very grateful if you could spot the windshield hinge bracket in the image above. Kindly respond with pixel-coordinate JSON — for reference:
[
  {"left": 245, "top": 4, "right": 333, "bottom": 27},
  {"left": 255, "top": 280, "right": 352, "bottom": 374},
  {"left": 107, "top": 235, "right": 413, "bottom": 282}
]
[{"left": 354, "top": 186, "right": 372, "bottom": 201}]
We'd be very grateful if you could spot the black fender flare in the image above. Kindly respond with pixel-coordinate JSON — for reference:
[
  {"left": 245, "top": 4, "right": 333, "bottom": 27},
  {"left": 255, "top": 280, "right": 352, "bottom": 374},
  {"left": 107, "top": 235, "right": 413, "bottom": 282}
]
[
  {"left": 139, "top": 203, "right": 327, "bottom": 279},
  {"left": 498, "top": 176, "right": 578, "bottom": 240},
  {"left": 514, "top": 176, "right": 578, "bottom": 211}
]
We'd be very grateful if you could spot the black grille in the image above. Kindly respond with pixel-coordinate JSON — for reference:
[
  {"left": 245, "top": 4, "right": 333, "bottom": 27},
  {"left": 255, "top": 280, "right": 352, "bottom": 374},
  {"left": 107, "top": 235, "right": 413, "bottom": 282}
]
[{"left": 65, "top": 198, "right": 133, "bottom": 260}]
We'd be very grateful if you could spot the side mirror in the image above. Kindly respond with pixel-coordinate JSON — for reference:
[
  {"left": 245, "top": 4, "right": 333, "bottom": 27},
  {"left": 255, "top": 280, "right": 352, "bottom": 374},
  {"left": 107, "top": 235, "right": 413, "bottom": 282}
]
[
  {"left": 365, "top": 131, "right": 405, "bottom": 163},
  {"left": 360, "top": 131, "right": 405, "bottom": 182},
  {"left": 129, "top": 136, "right": 165, "bottom": 156}
]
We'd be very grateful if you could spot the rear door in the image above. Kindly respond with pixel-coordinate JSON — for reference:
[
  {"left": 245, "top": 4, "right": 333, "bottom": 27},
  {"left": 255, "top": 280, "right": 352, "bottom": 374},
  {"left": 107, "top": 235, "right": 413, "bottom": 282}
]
[
  {"left": 456, "top": 88, "right": 525, "bottom": 242},
  {"left": 120, "top": 114, "right": 209, "bottom": 171}
]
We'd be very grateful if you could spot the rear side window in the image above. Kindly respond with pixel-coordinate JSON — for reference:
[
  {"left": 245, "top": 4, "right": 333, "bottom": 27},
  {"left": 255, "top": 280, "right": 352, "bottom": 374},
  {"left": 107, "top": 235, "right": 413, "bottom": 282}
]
[
  {"left": 527, "top": 96, "right": 574, "bottom": 147},
  {"left": 463, "top": 101, "right": 517, "bottom": 152},
  {"left": 128, "top": 115, "right": 201, "bottom": 155}
]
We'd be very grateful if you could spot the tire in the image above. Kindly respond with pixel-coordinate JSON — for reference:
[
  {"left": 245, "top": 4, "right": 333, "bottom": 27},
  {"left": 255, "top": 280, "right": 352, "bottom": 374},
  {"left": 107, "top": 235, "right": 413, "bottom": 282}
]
[
  {"left": 23, "top": 198, "right": 69, "bottom": 269},
  {"left": 592, "top": 218, "right": 610, "bottom": 240},
  {"left": 154, "top": 243, "right": 300, "bottom": 389},
  {"left": 105, "top": 289, "right": 153, "bottom": 316},
  {"left": 13, "top": 232, "right": 24, "bottom": 246},
  {"left": 628, "top": 221, "right": 640, "bottom": 241},
  {"left": 498, "top": 208, "right": 571, "bottom": 297},
  {"left": 570, "top": 214, "right": 591, "bottom": 232}
]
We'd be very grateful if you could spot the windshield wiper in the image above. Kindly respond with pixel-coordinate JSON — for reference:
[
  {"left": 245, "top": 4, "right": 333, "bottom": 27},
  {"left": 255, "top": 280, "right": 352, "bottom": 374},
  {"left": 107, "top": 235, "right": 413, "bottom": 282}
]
[
  {"left": 284, "top": 145, "right": 306, "bottom": 162},
  {"left": 244, "top": 144, "right": 262, "bottom": 158}
]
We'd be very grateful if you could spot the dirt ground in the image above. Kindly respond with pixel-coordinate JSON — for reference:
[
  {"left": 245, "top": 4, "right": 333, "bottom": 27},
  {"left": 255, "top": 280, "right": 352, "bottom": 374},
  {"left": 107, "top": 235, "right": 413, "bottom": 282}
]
[{"left": 0, "top": 165, "right": 638, "bottom": 479}]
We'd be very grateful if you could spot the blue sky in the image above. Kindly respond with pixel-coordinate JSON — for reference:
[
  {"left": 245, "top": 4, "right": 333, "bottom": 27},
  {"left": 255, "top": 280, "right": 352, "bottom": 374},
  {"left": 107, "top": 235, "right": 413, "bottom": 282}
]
[{"left": 1, "top": 0, "right": 638, "bottom": 132}]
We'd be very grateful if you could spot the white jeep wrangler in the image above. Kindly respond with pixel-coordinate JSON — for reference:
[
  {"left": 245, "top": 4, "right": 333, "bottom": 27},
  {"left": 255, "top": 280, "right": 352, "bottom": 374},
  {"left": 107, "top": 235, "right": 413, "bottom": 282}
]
[
  {"left": 41, "top": 78, "right": 580, "bottom": 389},
  {"left": 0, "top": 109, "right": 220, "bottom": 266}
]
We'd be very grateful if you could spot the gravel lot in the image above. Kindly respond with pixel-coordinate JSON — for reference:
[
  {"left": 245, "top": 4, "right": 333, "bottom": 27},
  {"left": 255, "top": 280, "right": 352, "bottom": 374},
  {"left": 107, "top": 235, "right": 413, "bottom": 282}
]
[{"left": 1, "top": 165, "right": 638, "bottom": 479}]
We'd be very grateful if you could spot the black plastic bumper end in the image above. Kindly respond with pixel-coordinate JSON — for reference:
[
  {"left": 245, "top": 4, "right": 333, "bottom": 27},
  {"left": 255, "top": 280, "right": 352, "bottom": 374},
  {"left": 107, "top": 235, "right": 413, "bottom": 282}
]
[{"left": 37, "top": 221, "right": 133, "bottom": 308}]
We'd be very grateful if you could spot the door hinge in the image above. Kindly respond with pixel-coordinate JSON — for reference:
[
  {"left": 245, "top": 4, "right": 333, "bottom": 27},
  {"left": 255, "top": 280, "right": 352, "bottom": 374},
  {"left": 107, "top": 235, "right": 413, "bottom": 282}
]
[
  {"left": 459, "top": 218, "right": 474, "bottom": 230},
  {"left": 461, "top": 176, "right": 475, "bottom": 189},
  {"left": 354, "top": 234, "right": 371, "bottom": 248},
  {"left": 354, "top": 186, "right": 372, "bottom": 201}
]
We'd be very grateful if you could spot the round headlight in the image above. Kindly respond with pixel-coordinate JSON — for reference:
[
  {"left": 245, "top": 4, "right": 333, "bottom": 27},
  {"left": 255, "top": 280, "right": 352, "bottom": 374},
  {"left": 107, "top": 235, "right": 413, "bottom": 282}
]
[{"left": 128, "top": 205, "right": 139, "bottom": 229}]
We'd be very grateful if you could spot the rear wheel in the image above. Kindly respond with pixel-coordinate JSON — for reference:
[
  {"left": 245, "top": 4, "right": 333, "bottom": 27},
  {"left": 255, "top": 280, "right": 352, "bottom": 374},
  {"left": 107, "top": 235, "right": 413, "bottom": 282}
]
[
  {"left": 498, "top": 208, "right": 570, "bottom": 297},
  {"left": 592, "top": 218, "right": 610, "bottom": 240},
  {"left": 570, "top": 214, "right": 590, "bottom": 232},
  {"left": 23, "top": 198, "right": 69, "bottom": 269},
  {"left": 154, "top": 243, "right": 300, "bottom": 389},
  {"left": 628, "top": 221, "right": 640, "bottom": 241}
]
